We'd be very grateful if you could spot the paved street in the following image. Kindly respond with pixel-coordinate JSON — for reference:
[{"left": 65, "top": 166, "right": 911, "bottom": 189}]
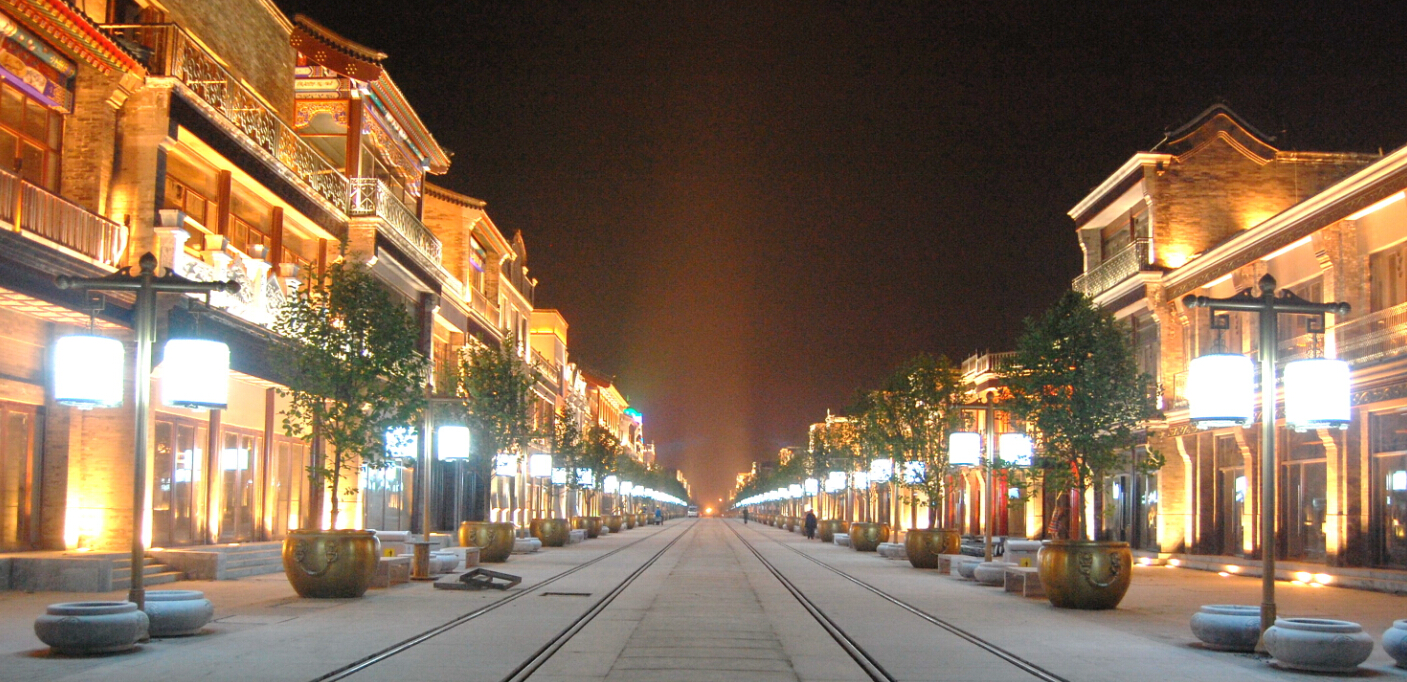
[{"left": 6, "top": 519, "right": 1407, "bottom": 681}]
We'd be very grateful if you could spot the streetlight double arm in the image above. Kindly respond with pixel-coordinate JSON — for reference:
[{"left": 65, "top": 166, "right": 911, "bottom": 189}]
[
  {"left": 56, "top": 253, "right": 237, "bottom": 609},
  {"left": 1183, "top": 273, "right": 1348, "bottom": 647}
]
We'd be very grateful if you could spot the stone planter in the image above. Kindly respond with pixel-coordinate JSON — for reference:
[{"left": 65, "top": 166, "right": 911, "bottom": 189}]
[
  {"left": 1382, "top": 619, "right": 1407, "bottom": 667},
  {"left": 974, "top": 561, "right": 1010, "bottom": 586},
  {"left": 572, "top": 516, "right": 603, "bottom": 538},
  {"left": 1190, "top": 605, "right": 1261, "bottom": 652},
  {"left": 35, "top": 601, "right": 149, "bottom": 655},
  {"left": 143, "top": 590, "right": 214, "bottom": 637},
  {"left": 1037, "top": 540, "right": 1131, "bottom": 610},
  {"left": 530, "top": 518, "right": 571, "bottom": 547},
  {"left": 283, "top": 529, "right": 381, "bottom": 598},
  {"left": 956, "top": 557, "right": 980, "bottom": 579},
  {"left": 848, "top": 523, "right": 890, "bottom": 552},
  {"left": 1264, "top": 618, "right": 1373, "bottom": 673},
  {"left": 458, "top": 522, "right": 516, "bottom": 563},
  {"left": 905, "top": 529, "right": 960, "bottom": 569},
  {"left": 834, "top": 533, "right": 851, "bottom": 547},
  {"left": 604, "top": 515, "right": 624, "bottom": 533}
]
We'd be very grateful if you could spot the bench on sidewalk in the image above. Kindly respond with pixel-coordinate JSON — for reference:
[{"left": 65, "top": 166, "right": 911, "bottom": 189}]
[
  {"left": 567, "top": 529, "right": 588, "bottom": 544},
  {"left": 371, "top": 556, "right": 412, "bottom": 588},
  {"left": 937, "top": 554, "right": 966, "bottom": 575},
  {"left": 877, "top": 542, "right": 907, "bottom": 560},
  {"left": 1004, "top": 566, "right": 1044, "bottom": 597},
  {"left": 833, "top": 533, "right": 851, "bottom": 547}
]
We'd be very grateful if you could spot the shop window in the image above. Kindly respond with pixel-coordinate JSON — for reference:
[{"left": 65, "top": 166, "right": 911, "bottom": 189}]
[
  {"left": 1373, "top": 411, "right": 1407, "bottom": 567},
  {"left": 0, "top": 84, "right": 62, "bottom": 190},
  {"left": 1281, "top": 428, "right": 1327, "bottom": 561},
  {"left": 0, "top": 403, "right": 37, "bottom": 551},
  {"left": 228, "top": 215, "right": 270, "bottom": 255},
  {"left": 1372, "top": 242, "right": 1407, "bottom": 312}
]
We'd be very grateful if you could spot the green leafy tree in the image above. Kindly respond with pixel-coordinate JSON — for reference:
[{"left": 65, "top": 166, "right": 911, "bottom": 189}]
[
  {"left": 854, "top": 354, "right": 966, "bottom": 526},
  {"left": 272, "top": 259, "right": 428, "bottom": 530},
  {"left": 1004, "top": 291, "right": 1159, "bottom": 540},
  {"left": 451, "top": 334, "right": 537, "bottom": 521},
  {"left": 578, "top": 425, "right": 621, "bottom": 512}
]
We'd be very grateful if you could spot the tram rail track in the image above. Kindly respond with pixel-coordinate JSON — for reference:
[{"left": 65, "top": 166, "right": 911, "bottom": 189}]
[
  {"left": 310, "top": 520, "right": 695, "bottom": 682},
  {"left": 728, "top": 521, "right": 1070, "bottom": 682}
]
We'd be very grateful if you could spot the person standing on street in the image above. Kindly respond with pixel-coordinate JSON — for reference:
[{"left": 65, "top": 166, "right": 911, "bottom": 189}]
[
  {"left": 804, "top": 509, "right": 818, "bottom": 539},
  {"left": 655, "top": 508, "right": 664, "bottom": 525},
  {"left": 742, "top": 508, "right": 749, "bottom": 524}
]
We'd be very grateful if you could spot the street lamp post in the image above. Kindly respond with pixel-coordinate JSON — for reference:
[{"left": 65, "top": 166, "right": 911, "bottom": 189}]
[
  {"left": 1183, "top": 274, "right": 1350, "bottom": 645},
  {"left": 956, "top": 395, "right": 1001, "bottom": 562},
  {"left": 56, "top": 253, "right": 237, "bottom": 609}
]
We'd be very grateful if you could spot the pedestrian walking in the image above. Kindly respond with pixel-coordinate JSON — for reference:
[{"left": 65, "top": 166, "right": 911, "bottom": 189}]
[
  {"left": 742, "top": 508, "right": 749, "bottom": 524},
  {"left": 655, "top": 508, "right": 664, "bottom": 525},
  {"left": 804, "top": 509, "right": 818, "bottom": 539}
]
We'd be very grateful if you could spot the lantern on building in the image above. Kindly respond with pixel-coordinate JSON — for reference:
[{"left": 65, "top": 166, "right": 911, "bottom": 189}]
[
  {"left": 161, "top": 338, "right": 231, "bottom": 410},
  {"left": 53, "top": 334, "right": 124, "bottom": 409},
  {"left": 803, "top": 478, "right": 820, "bottom": 495},
  {"left": 999, "top": 433, "right": 1034, "bottom": 466},
  {"left": 1187, "top": 353, "right": 1255, "bottom": 428},
  {"left": 948, "top": 432, "right": 982, "bottom": 466},
  {"left": 528, "top": 453, "right": 552, "bottom": 477},
  {"left": 604, "top": 475, "right": 620, "bottom": 493},
  {"left": 869, "top": 458, "right": 893, "bottom": 481},
  {"left": 437, "top": 426, "right": 470, "bottom": 460},
  {"left": 1284, "top": 357, "right": 1351, "bottom": 431}
]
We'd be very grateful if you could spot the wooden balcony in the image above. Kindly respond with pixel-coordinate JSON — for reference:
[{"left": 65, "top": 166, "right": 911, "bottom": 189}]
[
  {"left": 104, "top": 24, "right": 349, "bottom": 214},
  {"left": 0, "top": 168, "right": 126, "bottom": 266},
  {"left": 1073, "top": 239, "right": 1151, "bottom": 298}
]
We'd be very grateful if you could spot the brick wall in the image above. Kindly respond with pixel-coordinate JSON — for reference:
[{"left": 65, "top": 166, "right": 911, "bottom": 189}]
[
  {"left": 60, "top": 62, "right": 125, "bottom": 217},
  {"left": 159, "top": 0, "right": 296, "bottom": 119}
]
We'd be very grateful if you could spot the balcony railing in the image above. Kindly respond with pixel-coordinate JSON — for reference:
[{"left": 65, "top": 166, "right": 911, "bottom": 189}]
[
  {"left": 468, "top": 286, "right": 500, "bottom": 329},
  {"left": 1073, "top": 239, "right": 1151, "bottom": 297},
  {"left": 962, "top": 351, "right": 1016, "bottom": 378},
  {"left": 347, "top": 178, "right": 443, "bottom": 265},
  {"left": 103, "top": 24, "right": 348, "bottom": 212},
  {"left": 531, "top": 349, "right": 562, "bottom": 384},
  {"left": 0, "top": 167, "right": 126, "bottom": 265},
  {"left": 1333, "top": 302, "right": 1407, "bottom": 367}
]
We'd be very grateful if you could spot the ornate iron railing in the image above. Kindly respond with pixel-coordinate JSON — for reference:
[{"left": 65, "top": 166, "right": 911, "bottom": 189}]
[
  {"left": 1333, "top": 302, "right": 1407, "bottom": 367},
  {"left": 1073, "top": 239, "right": 1151, "bottom": 297},
  {"left": 103, "top": 24, "right": 348, "bottom": 212},
  {"left": 0, "top": 167, "right": 126, "bottom": 265},
  {"left": 346, "top": 178, "right": 443, "bottom": 264}
]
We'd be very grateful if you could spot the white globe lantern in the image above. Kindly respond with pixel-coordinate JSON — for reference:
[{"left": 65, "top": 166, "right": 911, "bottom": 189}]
[
  {"left": 53, "top": 335, "right": 124, "bottom": 409},
  {"left": 436, "top": 426, "right": 470, "bottom": 460},
  {"left": 621, "top": 480, "right": 635, "bottom": 495},
  {"left": 528, "top": 453, "right": 553, "bottom": 477},
  {"left": 999, "top": 433, "right": 1034, "bottom": 467},
  {"left": 788, "top": 483, "right": 803, "bottom": 498},
  {"left": 577, "top": 468, "right": 594, "bottom": 488},
  {"left": 949, "top": 432, "right": 982, "bottom": 466},
  {"left": 551, "top": 467, "right": 568, "bottom": 485},
  {"left": 803, "top": 478, "right": 820, "bottom": 495},
  {"left": 604, "top": 475, "right": 620, "bottom": 493},
  {"left": 902, "top": 461, "right": 926, "bottom": 484},
  {"left": 825, "top": 471, "right": 846, "bottom": 493},
  {"left": 161, "top": 338, "right": 230, "bottom": 410},
  {"left": 851, "top": 471, "right": 870, "bottom": 490},
  {"left": 1284, "top": 358, "right": 1351, "bottom": 431},
  {"left": 1187, "top": 353, "right": 1255, "bottom": 428},
  {"left": 494, "top": 454, "right": 517, "bottom": 476},
  {"left": 869, "top": 458, "right": 893, "bottom": 480}
]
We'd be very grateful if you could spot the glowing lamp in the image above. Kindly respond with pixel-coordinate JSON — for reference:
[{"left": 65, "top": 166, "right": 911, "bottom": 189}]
[
  {"left": 949, "top": 432, "right": 981, "bottom": 466},
  {"left": 437, "top": 426, "right": 470, "bottom": 460},
  {"left": 999, "top": 433, "right": 1034, "bottom": 466},
  {"left": 161, "top": 338, "right": 230, "bottom": 410},
  {"left": 604, "top": 475, "right": 620, "bottom": 493},
  {"left": 551, "top": 468, "right": 568, "bottom": 485},
  {"left": 789, "top": 484, "right": 802, "bottom": 498},
  {"left": 803, "top": 478, "right": 819, "bottom": 495},
  {"left": 577, "top": 468, "right": 594, "bottom": 488},
  {"left": 494, "top": 454, "right": 516, "bottom": 476},
  {"left": 1187, "top": 353, "right": 1254, "bottom": 428},
  {"left": 869, "top": 458, "right": 893, "bottom": 480},
  {"left": 621, "top": 480, "right": 635, "bottom": 495},
  {"left": 825, "top": 471, "right": 846, "bottom": 493},
  {"left": 1284, "top": 358, "right": 1350, "bottom": 431},
  {"left": 851, "top": 471, "right": 870, "bottom": 490},
  {"left": 528, "top": 453, "right": 552, "bottom": 477},
  {"left": 54, "top": 334, "right": 124, "bottom": 409},
  {"left": 902, "top": 461, "right": 925, "bottom": 484}
]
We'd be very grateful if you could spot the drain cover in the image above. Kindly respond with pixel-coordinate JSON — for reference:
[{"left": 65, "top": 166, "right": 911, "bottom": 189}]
[{"left": 540, "top": 592, "right": 592, "bottom": 597}]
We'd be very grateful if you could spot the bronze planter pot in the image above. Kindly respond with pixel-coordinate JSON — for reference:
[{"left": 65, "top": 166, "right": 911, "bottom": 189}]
[
  {"left": 637, "top": 513, "right": 648, "bottom": 527},
  {"left": 784, "top": 516, "right": 795, "bottom": 531},
  {"left": 573, "top": 516, "right": 603, "bottom": 538},
  {"left": 819, "top": 519, "right": 847, "bottom": 543},
  {"left": 604, "top": 515, "right": 624, "bottom": 533},
  {"left": 1037, "top": 540, "right": 1132, "bottom": 610},
  {"left": 848, "top": 523, "right": 890, "bottom": 551},
  {"left": 530, "top": 518, "right": 571, "bottom": 547},
  {"left": 905, "top": 528, "right": 961, "bottom": 568},
  {"left": 624, "top": 514, "right": 636, "bottom": 529},
  {"left": 282, "top": 529, "right": 380, "bottom": 599},
  {"left": 459, "top": 521, "right": 516, "bottom": 563}
]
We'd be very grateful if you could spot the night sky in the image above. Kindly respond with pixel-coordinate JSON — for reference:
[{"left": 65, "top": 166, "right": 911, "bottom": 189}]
[{"left": 277, "top": 1, "right": 1407, "bottom": 504}]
